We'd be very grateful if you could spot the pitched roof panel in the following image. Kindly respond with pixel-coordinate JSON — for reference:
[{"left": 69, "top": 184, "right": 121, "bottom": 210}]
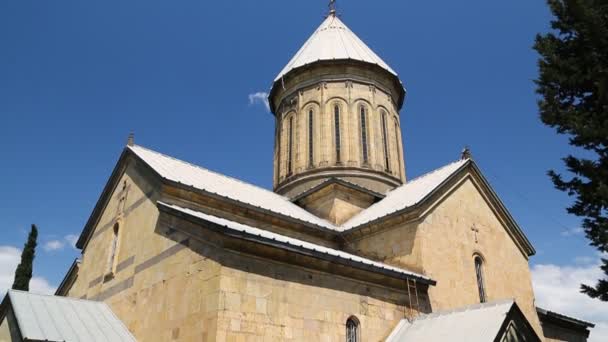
[
  {"left": 5, "top": 290, "right": 136, "bottom": 342},
  {"left": 386, "top": 300, "right": 515, "bottom": 342},
  {"left": 343, "top": 159, "right": 469, "bottom": 229},
  {"left": 128, "top": 145, "right": 338, "bottom": 231}
]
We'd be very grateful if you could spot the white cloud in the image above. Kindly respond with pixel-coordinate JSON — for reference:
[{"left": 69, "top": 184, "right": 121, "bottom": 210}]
[
  {"left": 248, "top": 92, "right": 270, "bottom": 112},
  {"left": 64, "top": 234, "right": 79, "bottom": 249},
  {"left": 41, "top": 234, "right": 79, "bottom": 252},
  {"left": 560, "top": 227, "right": 584, "bottom": 237},
  {"left": 0, "top": 245, "right": 56, "bottom": 296},
  {"left": 532, "top": 258, "right": 608, "bottom": 342},
  {"left": 43, "top": 239, "right": 65, "bottom": 252}
]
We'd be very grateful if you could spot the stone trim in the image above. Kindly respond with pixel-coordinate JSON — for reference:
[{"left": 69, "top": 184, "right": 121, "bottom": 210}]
[
  {"left": 88, "top": 275, "right": 104, "bottom": 288},
  {"left": 92, "top": 276, "right": 134, "bottom": 301},
  {"left": 133, "top": 239, "right": 190, "bottom": 275},
  {"left": 115, "top": 255, "right": 135, "bottom": 273}
]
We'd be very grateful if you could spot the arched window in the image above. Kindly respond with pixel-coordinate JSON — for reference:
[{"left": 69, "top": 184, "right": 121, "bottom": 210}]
[
  {"left": 287, "top": 116, "right": 294, "bottom": 175},
  {"left": 360, "top": 106, "right": 369, "bottom": 164},
  {"left": 394, "top": 119, "right": 402, "bottom": 177},
  {"left": 308, "top": 109, "right": 314, "bottom": 167},
  {"left": 334, "top": 105, "right": 341, "bottom": 164},
  {"left": 346, "top": 317, "right": 360, "bottom": 342},
  {"left": 475, "top": 255, "right": 486, "bottom": 303},
  {"left": 107, "top": 223, "right": 120, "bottom": 275},
  {"left": 380, "top": 110, "right": 390, "bottom": 172}
]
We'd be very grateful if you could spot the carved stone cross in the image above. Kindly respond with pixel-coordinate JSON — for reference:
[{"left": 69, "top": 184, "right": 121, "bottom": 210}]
[
  {"left": 116, "top": 180, "right": 130, "bottom": 217},
  {"left": 471, "top": 225, "right": 480, "bottom": 243}
]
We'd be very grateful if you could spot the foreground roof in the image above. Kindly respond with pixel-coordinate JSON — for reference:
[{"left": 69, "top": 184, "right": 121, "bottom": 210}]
[
  {"left": 386, "top": 300, "right": 539, "bottom": 342},
  {"left": 157, "top": 201, "right": 434, "bottom": 285},
  {"left": 1, "top": 290, "right": 136, "bottom": 342},
  {"left": 274, "top": 15, "right": 397, "bottom": 82}
]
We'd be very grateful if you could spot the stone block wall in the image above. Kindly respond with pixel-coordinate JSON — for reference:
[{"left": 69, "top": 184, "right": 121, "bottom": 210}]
[{"left": 349, "top": 174, "right": 544, "bottom": 338}]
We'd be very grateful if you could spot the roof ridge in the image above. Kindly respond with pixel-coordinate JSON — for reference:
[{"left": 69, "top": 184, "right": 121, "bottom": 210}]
[
  {"left": 415, "top": 299, "right": 514, "bottom": 321},
  {"left": 8, "top": 289, "right": 106, "bottom": 306},
  {"left": 129, "top": 145, "right": 291, "bottom": 201},
  {"left": 407, "top": 158, "right": 469, "bottom": 184}
]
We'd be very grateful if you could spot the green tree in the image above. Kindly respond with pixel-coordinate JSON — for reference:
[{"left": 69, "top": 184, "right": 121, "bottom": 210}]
[
  {"left": 534, "top": 0, "right": 608, "bottom": 301},
  {"left": 11, "top": 224, "right": 38, "bottom": 291}
]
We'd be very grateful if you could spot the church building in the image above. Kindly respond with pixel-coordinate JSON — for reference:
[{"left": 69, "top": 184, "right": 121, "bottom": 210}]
[{"left": 0, "top": 5, "right": 595, "bottom": 342}]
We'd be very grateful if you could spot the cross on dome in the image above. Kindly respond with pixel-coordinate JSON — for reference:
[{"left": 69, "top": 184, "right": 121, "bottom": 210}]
[{"left": 328, "top": 0, "right": 337, "bottom": 16}]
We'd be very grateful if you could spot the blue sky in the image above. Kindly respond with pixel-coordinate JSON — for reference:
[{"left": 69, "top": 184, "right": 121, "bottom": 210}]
[{"left": 0, "top": 0, "right": 605, "bottom": 338}]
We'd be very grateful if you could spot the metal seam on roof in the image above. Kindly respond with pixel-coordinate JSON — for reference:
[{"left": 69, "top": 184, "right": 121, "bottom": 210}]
[{"left": 66, "top": 300, "right": 88, "bottom": 341}]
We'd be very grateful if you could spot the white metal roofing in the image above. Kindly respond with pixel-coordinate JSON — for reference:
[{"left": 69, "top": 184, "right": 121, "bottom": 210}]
[
  {"left": 157, "top": 201, "right": 433, "bottom": 283},
  {"left": 386, "top": 300, "right": 514, "bottom": 342},
  {"left": 129, "top": 145, "right": 468, "bottom": 232},
  {"left": 342, "top": 159, "right": 469, "bottom": 229},
  {"left": 129, "top": 145, "right": 338, "bottom": 230},
  {"left": 5, "top": 290, "right": 136, "bottom": 342},
  {"left": 274, "top": 14, "right": 397, "bottom": 81}
]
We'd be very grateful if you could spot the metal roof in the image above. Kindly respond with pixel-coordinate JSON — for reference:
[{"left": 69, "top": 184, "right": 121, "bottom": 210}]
[
  {"left": 129, "top": 145, "right": 339, "bottom": 231},
  {"left": 129, "top": 145, "right": 468, "bottom": 233},
  {"left": 386, "top": 300, "right": 515, "bottom": 342},
  {"left": 342, "top": 159, "right": 470, "bottom": 229},
  {"left": 274, "top": 14, "right": 397, "bottom": 82},
  {"left": 157, "top": 201, "right": 434, "bottom": 284},
  {"left": 3, "top": 290, "right": 136, "bottom": 342}
]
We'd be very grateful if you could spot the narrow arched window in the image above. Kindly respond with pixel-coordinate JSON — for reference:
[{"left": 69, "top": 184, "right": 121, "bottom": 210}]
[
  {"left": 287, "top": 116, "right": 294, "bottom": 175},
  {"left": 394, "top": 119, "right": 402, "bottom": 177},
  {"left": 107, "top": 223, "right": 120, "bottom": 275},
  {"left": 334, "top": 105, "right": 341, "bottom": 164},
  {"left": 380, "top": 110, "right": 390, "bottom": 172},
  {"left": 308, "top": 109, "right": 314, "bottom": 167},
  {"left": 346, "top": 317, "right": 359, "bottom": 342},
  {"left": 360, "top": 106, "right": 369, "bottom": 164},
  {"left": 475, "top": 256, "right": 486, "bottom": 303}
]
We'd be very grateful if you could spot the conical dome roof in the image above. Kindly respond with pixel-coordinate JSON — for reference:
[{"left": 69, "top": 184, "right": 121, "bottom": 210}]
[{"left": 274, "top": 15, "right": 398, "bottom": 81}]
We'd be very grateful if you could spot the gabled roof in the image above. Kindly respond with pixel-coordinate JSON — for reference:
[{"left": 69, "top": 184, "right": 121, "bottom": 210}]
[
  {"left": 129, "top": 145, "right": 338, "bottom": 231},
  {"left": 386, "top": 300, "right": 540, "bottom": 342},
  {"left": 157, "top": 201, "right": 435, "bottom": 285},
  {"left": 342, "top": 159, "right": 469, "bottom": 229},
  {"left": 128, "top": 145, "right": 471, "bottom": 233},
  {"left": 77, "top": 144, "right": 534, "bottom": 256},
  {"left": 274, "top": 15, "right": 397, "bottom": 82},
  {"left": 1, "top": 290, "right": 136, "bottom": 342}
]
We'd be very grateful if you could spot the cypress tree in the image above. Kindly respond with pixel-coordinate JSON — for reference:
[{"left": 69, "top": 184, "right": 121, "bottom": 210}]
[
  {"left": 534, "top": 0, "right": 608, "bottom": 301},
  {"left": 11, "top": 224, "right": 38, "bottom": 291}
]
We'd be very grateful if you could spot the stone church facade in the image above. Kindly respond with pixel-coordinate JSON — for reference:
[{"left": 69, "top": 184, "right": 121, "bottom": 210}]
[{"left": 1, "top": 7, "right": 594, "bottom": 342}]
